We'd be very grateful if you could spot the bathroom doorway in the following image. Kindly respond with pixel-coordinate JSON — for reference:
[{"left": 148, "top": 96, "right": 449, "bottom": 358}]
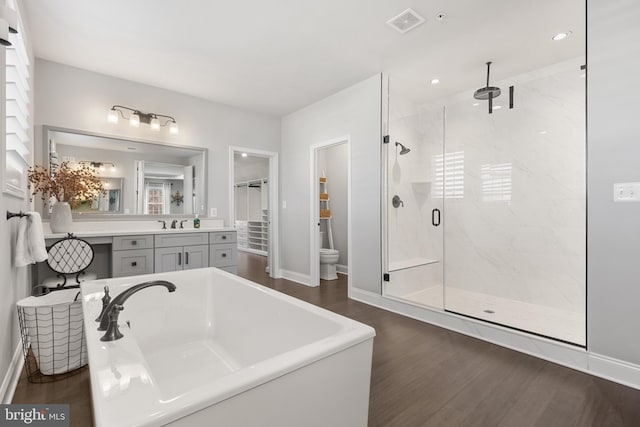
[
  {"left": 229, "top": 146, "right": 279, "bottom": 277},
  {"left": 309, "top": 136, "right": 351, "bottom": 287}
]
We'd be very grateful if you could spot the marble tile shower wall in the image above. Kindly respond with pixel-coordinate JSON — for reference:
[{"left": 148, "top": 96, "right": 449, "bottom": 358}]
[
  {"left": 444, "top": 57, "right": 586, "bottom": 315},
  {"left": 387, "top": 98, "right": 444, "bottom": 297}
]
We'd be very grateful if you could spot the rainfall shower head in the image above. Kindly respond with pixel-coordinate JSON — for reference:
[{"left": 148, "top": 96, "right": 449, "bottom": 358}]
[
  {"left": 395, "top": 141, "right": 411, "bottom": 155},
  {"left": 474, "top": 61, "right": 501, "bottom": 101}
]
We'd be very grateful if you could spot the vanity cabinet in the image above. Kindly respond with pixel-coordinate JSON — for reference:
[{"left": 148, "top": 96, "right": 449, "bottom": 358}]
[
  {"left": 154, "top": 233, "right": 210, "bottom": 273},
  {"left": 112, "top": 235, "right": 154, "bottom": 277},
  {"left": 42, "top": 229, "right": 238, "bottom": 283},
  {"left": 210, "top": 231, "right": 238, "bottom": 274}
]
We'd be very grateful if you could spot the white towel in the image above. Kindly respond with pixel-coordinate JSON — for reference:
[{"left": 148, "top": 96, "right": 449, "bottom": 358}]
[
  {"left": 27, "top": 212, "right": 48, "bottom": 263},
  {"left": 13, "top": 212, "right": 48, "bottom": 267},
  {"left": 14, "top": 216, "right": 30, "bottom": 267}
]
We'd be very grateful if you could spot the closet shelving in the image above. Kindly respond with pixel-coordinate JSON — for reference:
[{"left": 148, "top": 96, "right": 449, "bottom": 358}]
[
  {"left": 319, "top": 177, "right": 334, "bottom": 249},
  {"left": 235, "top": 178, "right": 268, "bottom": 256}
]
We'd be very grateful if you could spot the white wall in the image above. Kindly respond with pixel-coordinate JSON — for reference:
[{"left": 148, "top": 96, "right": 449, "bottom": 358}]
[
  {"left": 234, "top": 155, "right": 269, "bottom": 183},
  {"left": 34, "top": 59, "right": 281, "bottom": 225},
  {"left": 1, "top": 0, "right": 33, "bottom": 402},
  {"left": 317, "top": 143, "right": 348, "bottom": 266},
  {"left": 587, "top": 0, "right": 640, "bottom": 365},
  {"left": 280, "top": 74, "right": 381, "bottom": 291}
]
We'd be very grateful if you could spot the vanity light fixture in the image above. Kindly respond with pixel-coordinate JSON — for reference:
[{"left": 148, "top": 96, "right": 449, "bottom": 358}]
[
  {"left": 107, "top": 105, "right": 178, "bottom": 134},
  {"left": 80, "top": 161, "right": 116, "bottom": 172}
]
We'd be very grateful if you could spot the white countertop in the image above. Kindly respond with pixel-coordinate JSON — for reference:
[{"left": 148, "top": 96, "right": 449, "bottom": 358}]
[
  {"left": 44, "top": 227, "right": 236, "bottom": 240},
  {"left": 42, "top": 219, "right": 235, "bottom": 239}
]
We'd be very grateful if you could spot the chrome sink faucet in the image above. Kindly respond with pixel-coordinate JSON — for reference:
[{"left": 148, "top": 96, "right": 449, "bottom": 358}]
[{"left": 97, "top": 280, "right": 177, "bottom": 342}]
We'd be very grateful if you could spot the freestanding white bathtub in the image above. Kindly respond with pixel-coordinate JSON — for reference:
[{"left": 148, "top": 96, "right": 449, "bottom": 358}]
[{"left": 80, "top": 267, "right": 375, "bottom": 427}]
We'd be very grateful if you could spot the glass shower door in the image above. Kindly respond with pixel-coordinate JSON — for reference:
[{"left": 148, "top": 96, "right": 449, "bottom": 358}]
[
  {"left": 443, "top": 59, "right": 586, "bottom": 345},
  {"left": 383, "top": 78, "right": 444, "bottom": 310}
]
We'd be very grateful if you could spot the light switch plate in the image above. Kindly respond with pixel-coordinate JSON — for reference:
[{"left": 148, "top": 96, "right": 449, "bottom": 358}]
[
  {"left": 613, "top": 182, "right": 640, "bottom": 202},
  {"left": 210, "top": 208, "right": 217, "bottom": 217}
]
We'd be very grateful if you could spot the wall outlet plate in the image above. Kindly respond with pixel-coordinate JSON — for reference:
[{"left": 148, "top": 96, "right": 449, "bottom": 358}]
[
  {"left": 613, "top": 182, "right": 640, "bottom": 202},
  {"left": 210, "top": 208, "right": 217, "bottom": 217}
]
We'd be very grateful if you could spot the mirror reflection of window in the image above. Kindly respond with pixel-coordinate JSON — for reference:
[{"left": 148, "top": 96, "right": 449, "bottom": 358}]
[{"left": 144, "top": 182, "right": 168, "bottom": 215}]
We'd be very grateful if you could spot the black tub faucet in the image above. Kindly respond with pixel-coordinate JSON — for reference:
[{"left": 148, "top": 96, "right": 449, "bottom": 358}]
[{"left": 97, "top": 280, "right": 177, "bottom": 341}]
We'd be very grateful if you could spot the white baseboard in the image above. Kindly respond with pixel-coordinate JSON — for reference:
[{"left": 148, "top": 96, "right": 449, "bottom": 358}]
[
  {"left": 280, "top": 269, "right": 314, "bottom": 287},
  {"left": 336, "top": 264, "right": 349, "bottom": 275},
  {"left": 1, "top": 344, "right": 24, "bottom": 404},
  {"left": 588, "top": 353, "right": 640, "bottom": 390},
  {"left": 349, "top": 287, "right": 640, "bottom": 390}
]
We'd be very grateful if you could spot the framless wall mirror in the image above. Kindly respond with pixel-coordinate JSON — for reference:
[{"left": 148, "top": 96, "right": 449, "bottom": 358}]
[{"left": 44, "top": 126, "right": 207, "bottom": 217}]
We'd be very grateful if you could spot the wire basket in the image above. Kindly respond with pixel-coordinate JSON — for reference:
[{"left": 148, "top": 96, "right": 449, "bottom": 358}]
[{"left": 17, "top": 289, "right": 88, "bottom": 382}]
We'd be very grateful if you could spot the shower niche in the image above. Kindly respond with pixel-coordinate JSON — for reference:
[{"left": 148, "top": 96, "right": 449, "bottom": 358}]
[{"left": 382, "top": 57, "right": 586, "bottom": 346}]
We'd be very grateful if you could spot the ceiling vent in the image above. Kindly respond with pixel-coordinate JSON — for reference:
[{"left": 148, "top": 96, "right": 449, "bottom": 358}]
[{"left": 386, "top": 8, "right": 425, "bottom": 34}]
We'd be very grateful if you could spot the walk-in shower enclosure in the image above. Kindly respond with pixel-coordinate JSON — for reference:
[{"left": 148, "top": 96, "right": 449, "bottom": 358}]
[{"left": 382, "top": 54, "right": 586, "bottom": 345}]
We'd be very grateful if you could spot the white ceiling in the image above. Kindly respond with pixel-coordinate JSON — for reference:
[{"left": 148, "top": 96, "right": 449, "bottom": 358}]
[{"left": 23, "top": 0, "right": 584, "bottom": 116}]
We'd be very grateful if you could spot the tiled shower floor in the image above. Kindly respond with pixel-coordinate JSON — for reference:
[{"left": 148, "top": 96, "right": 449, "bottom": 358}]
[{"left": 387, "top": 285, "right": 585, "bottom": 346}]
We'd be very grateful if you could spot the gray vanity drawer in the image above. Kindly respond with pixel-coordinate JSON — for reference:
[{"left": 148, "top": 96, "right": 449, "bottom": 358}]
[
  {"left": 112, "top": 249, "right": 154, "bottom": 277},
  {"left": 113, "top": 235, "right": 153, "bottom": 251},
  {"left": 209, "top": 243, "right": 237, "bottom": 267},
  {"left": 155, "top": 233, "right": 209, "bottom": 248},
  {"left": 209, "top": 231, "right": 237, "bottom": 244}
]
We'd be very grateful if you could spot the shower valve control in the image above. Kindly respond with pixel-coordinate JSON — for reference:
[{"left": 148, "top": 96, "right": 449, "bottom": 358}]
[{"left": 392, "top": 195, "right": 404, "bottom": 208}]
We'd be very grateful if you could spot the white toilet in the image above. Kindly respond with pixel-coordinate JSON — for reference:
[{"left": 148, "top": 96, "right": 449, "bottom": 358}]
[{"left": 319, "top": 232, "right": 339, "bottom": 280}]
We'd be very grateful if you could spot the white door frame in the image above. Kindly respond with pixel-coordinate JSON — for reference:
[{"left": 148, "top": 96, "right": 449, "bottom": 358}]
[
  {"left": 309, "top": 135, "right": 351, "bottom": 287},
  {"left": 229, "top": 146, "right": 280, "bottom": 278}
]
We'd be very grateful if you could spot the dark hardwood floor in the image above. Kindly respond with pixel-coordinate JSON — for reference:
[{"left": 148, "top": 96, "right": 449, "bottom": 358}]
[{"left": 13, "top": 252, "right": 640, "bottom": 426}]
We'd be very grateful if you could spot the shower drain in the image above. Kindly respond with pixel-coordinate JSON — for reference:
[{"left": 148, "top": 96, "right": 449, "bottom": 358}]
[{"left": 483, "top": 309, "right": 495, "bottom": 314}]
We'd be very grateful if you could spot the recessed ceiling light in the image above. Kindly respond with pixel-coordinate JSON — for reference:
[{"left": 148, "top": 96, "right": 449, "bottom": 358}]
[
  {"left": 472, "top": 102, "right": 479, "bottom": 107},
  {"left": 241, "top": 152, "right": 248, "bottom": 158},
  {"left": 539, "top": 130, "right": 548, "bottom": 135},
  {"left": 552, "top": 31, "right": 572, "bottom": 41},
  {"left": 580, "top": 73, "right": 586, "bottom": 78},
  {"left": 431, "top": 78, "right": 440, "bottom": 85},
  {"left": 493, "top": 105, "right": 502, "bottom": 110}
]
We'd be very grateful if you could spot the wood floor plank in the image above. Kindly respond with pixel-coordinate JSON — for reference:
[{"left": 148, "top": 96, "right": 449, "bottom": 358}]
[{"left": 11, "top": 252, "right": 640, "bottom": 427}]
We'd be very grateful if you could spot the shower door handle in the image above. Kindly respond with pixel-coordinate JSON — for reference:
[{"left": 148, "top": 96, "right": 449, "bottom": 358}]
[{"left": 432, "top": 208, "right": 441, "bottom": 227}]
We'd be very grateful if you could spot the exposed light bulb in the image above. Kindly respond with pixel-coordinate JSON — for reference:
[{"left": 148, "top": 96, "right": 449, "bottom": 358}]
[
  {"left": 150, "top": 117, "right": 160, "bottom": 131},
  {"left": 130, "top": 113, "right": 140, "bottom": 127},
  {"left": 169, "top": 121, "right": 179, "bottom": 134},
  {"left": 107, "top": 109, "right": 118, "bottom": 124},
  {"left": 99, "top": 164, "right": 105, "bottom": 171},
  {"left": 110, "top": 165, "right": 116, "bottom": 172}
]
